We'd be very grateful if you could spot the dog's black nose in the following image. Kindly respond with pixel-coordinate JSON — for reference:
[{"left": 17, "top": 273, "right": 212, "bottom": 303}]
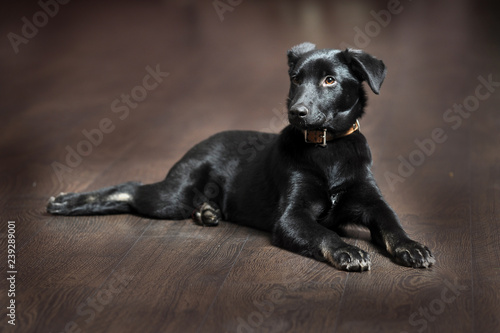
[{"left": 289, "top": 104, "right": 309, "bottom": 118}]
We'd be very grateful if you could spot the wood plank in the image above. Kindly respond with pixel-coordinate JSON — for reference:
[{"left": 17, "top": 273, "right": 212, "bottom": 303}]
[
  {"left": 470, "top": 161, "right": 500, "bottom": 333},
  {"left": 200, "top": 234, "right": 349, "bottom": 332},
  {"left": 470, "top": 99, "right": 500, "bottom": 332},
  {"left": 72, "top": 222, "right": 251, "bottom": 333}
]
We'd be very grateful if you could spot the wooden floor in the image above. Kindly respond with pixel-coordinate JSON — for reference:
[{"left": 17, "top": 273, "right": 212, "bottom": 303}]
[{"left": 1, "top": 0, "right": 499, "bottom": 332}]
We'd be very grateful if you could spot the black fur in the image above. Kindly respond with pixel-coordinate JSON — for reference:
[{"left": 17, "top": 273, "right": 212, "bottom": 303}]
[{"left": 47, "top": 43, "right": 435, "bottom": 271}]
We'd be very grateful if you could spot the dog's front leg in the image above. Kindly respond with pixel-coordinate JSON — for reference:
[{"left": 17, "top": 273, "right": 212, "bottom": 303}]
[
  {"left": 366, "top": 199, "right": 435, "bottom": 268},
  {"left": 271, "top": 206, "right": 371, "bottom": 272}
]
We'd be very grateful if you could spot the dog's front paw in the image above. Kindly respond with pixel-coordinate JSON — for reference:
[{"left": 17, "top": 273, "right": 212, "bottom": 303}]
[
  {"left": 322, "top": 244, "right": 371, "bottom": 272},
  {"left": 392, "top": 240, "right": 435, "bottom": 268}
]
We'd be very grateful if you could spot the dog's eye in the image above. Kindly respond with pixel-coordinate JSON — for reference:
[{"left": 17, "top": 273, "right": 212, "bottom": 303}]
[
  {"left": 291, "top": 76, "right": 301, "bottom": 85},
  {"left": 322, "top": 76, "right": 336, "bottom": 87}
]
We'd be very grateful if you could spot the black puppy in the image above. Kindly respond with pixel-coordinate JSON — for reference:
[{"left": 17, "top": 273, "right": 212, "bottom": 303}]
[{"left": 47, "top": 42, "right": 435, "bottom": 272}]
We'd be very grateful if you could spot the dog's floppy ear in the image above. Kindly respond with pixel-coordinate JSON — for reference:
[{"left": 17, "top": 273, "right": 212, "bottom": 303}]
[
  {"left": 287, "top": 42, "right": 316, "bottom": 73},
  {"left": 342, "top": 49, "right": 386, "bottom": 94}
]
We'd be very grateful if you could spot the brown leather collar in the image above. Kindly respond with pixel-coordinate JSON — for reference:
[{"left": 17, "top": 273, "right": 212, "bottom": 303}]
[{"left": 303, "top": 120, "right": 360, "bottom": 147}]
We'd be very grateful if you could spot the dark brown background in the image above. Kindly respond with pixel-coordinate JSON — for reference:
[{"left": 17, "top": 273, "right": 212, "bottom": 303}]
[{"left": 1, "top": 0, "right": 499, "bottom": 332}]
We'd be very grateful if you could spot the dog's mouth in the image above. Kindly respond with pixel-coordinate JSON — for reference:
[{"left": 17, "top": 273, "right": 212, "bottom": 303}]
[
  {"left": 288, "top": 111, "right": 329, "bottom": 131},
  {"left": 288, "top": 115, "right": 306, "bottom": 128},
  {"left": 289, "top": 120, "right": 329, "bottom": 133}
]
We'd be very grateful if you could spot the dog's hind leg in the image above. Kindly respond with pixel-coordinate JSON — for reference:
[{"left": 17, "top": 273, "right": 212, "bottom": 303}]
[
  {"left": 128, "top": 180, "right": 202, "bottom": 220},
  {"left": 47, "top": 181, "right": 141, "bottom": 216},
  {"left": 47, "top": 138, "right": 227, "bottom": 220},
  {"left": 47, "top": 179, "right": 205, "bottom": 221},
  {"left": 192, "top": 202, "right": 221, "bottom": 226}
]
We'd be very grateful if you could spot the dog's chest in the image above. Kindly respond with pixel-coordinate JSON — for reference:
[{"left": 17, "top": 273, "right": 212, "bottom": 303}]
[
  {"left": 324, "top": 160, "right": 357, "bottom": 189},
  {"left": 329, "top": 191, "right": 344, "bottom": 208},
  {"left": 313, "top": 140, "right": 371, "bottom": 190}
]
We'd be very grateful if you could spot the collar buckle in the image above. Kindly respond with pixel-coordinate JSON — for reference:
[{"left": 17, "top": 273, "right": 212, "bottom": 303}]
[{"left": 304, "top": 128, "right": 327, "bottom": 147}]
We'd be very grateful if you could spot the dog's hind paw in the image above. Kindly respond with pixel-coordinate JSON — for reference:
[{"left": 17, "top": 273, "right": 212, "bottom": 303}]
[
  {"left": 391, "top": 240, "right": 435, "bottom": 268},
  {"left": 47, "top": 193, "right": 68, "bottom": 214},
  {"left": 322, "top": 244, "right": 371, "bottom": 272},
  {"left": 192, "top": 202, "right": 221, "bottom": 227},
  {"left": 46, "top": 192, "right": 79, "bottom": 215}
]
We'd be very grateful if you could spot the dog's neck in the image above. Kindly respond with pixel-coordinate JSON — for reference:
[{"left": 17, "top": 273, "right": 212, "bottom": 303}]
[{"left": 303, "top": 120, "right": 360, "bottom": 147}]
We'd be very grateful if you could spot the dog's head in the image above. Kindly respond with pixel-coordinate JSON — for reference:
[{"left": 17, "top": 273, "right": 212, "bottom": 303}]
[{"left": 286, "top": 42, "right": 386, "bottom": 133}]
